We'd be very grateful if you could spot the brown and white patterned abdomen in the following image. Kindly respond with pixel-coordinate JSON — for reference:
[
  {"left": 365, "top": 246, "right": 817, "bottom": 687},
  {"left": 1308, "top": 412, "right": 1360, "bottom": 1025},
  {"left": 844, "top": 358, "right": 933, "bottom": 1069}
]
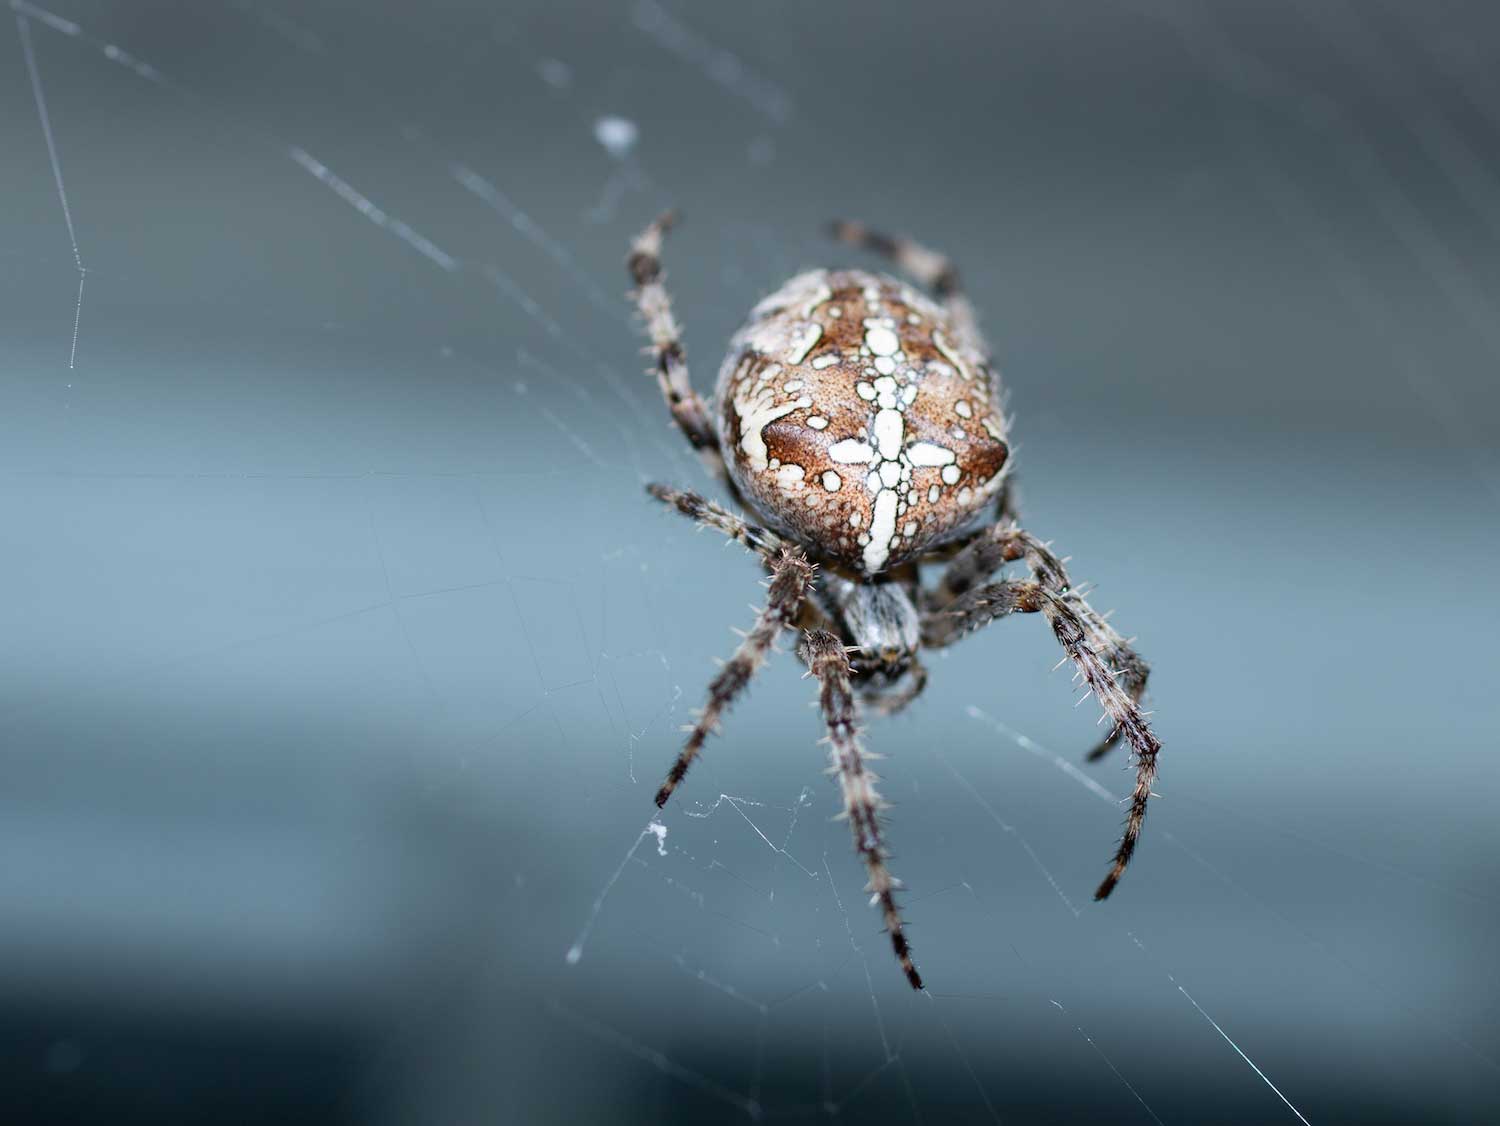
[{"left": 715, "top": 269, "right": 1010, "bottom": 574}]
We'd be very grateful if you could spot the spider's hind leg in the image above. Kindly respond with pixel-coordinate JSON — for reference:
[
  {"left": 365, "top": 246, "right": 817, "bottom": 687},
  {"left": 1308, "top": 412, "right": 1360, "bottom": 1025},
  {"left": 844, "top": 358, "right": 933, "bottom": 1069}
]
[
  {"left": 628, "top": 213, "right": 727, "bottom": 482},
  {"left": 827, "top": 219, "right": 985, "bottom": 357},
  {"left": 828, "top": 220, "right": 962, "bottom": 298}
]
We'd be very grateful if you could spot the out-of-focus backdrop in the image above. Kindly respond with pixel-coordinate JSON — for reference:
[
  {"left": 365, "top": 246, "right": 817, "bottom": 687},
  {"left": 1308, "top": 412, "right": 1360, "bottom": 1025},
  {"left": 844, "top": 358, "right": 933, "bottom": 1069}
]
[{"left": 3, "top": 2, "right": 1498, "bottom": 1123}]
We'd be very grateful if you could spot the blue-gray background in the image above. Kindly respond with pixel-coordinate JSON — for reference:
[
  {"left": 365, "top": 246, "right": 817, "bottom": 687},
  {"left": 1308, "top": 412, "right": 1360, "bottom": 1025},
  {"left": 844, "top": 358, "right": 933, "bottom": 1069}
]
[{"left": 3, "top": 1, "right": 1498, "bottom": 1123}]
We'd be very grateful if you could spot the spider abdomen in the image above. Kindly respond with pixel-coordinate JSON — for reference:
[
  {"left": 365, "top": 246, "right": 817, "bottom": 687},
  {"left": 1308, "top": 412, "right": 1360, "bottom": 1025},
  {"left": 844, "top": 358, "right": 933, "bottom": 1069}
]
[{"left": 716, "top": 268, "right": 1010, "bottom": 574}]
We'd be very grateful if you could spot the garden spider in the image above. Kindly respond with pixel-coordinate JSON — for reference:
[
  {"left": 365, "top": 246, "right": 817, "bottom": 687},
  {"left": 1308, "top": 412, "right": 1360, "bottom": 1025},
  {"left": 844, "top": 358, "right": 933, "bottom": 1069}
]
[{"left": 628, "top": 214, "right": 1161, "bottom": 989}]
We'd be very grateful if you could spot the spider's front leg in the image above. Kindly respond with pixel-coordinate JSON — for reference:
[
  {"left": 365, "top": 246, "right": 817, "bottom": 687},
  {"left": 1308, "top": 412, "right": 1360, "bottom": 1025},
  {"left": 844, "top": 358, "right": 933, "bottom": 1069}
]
[
  {"left": 926, "top": 576, "right": 1161, "bottom": 901},
  {"left": 628, "top": 213, "right": 728, "bottom": 482},
  {"left": 799, "top": 630, "right": 923, "bottom": 990},
  {"left": 648, "top": 505, "right": 814, "bottom": 807},
  {"left": 927, "top": 522, "right": 1150, "bottom": 762}
]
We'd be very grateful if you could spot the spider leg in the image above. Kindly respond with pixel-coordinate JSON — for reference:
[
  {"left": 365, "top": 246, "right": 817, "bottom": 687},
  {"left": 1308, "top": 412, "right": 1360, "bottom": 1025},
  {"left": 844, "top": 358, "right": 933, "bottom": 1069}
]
[
  {"left": 799, "top": 629, "right": 923, "bottom": 990},
  {"left": 827, "top": 219, "right": 983, "bottom": 355},
  {"left": 926, "top": 522, "right": 1151, "bottom": 762},
  {"left": 828, "top": 219, "right": 962, "bottom": 298},
  {"left": 1082, "top": 644, "right": 1150, "bottom": 763},
  {"left": 628, "top": 212, "right": 727, "bottom": 481},
  {"left": 653, "top": 545, "right": 814, "bottom": 808},
  {"left": 927, "top": 523, "right": 1070, "bottom": 612},
  {"left": 926, "top": 580, "right": 1161, "bottom": 901},
  {"left": 646, "top": 482, "right": 789, "bottom": 567}
]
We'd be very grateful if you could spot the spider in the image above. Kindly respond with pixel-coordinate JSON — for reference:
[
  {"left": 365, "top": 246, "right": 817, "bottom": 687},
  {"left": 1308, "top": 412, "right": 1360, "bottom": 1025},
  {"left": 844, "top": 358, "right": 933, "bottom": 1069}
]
[{"left": 627, "top": 213, "right": 1161, "bottom": 990}]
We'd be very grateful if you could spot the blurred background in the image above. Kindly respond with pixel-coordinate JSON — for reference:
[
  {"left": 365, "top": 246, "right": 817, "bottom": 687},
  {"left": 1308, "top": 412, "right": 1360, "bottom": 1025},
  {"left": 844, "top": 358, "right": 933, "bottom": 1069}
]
[{"left": 3, "top": 1, "right": 1499, "bottom": 1122}]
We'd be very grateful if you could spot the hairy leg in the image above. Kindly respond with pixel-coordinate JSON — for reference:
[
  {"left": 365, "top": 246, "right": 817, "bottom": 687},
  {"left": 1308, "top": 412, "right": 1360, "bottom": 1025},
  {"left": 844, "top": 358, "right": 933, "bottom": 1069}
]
[
  {"left": 800, "top": 630, "right": 923, "bottom": 989},
  {"left": 927, "top": 522, "right": 1149, "bottom": 761},
  {"left": 646, "top": 482, "right": 788, "bottom": 565},
  {"left": 928, "top": 580, "right": 1161, "bottom": 901},
  {"left": 628, "top": 212, "right": 727, "bottom": 480},
  {"left": 828, "top": 219, "right": 962, "bottom": 297},
  {"left": 927, "top": 523, "right": 1070, "bottom": 611},
  {"left": 653, "top": 545, "right": 813, "bottom": 808}
]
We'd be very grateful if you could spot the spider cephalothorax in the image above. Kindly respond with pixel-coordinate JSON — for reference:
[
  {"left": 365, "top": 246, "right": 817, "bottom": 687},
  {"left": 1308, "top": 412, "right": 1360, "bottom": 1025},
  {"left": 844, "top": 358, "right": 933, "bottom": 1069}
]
[{"left": 628, "top": 214, "right": 1162, "bottom": 990}]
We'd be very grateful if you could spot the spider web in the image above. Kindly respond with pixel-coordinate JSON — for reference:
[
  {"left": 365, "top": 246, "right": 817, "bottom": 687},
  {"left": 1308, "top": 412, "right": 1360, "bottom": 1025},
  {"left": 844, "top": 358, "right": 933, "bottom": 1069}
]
[{"left": 3, "top": 2, "right": 1499, "bottom": 1123}]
